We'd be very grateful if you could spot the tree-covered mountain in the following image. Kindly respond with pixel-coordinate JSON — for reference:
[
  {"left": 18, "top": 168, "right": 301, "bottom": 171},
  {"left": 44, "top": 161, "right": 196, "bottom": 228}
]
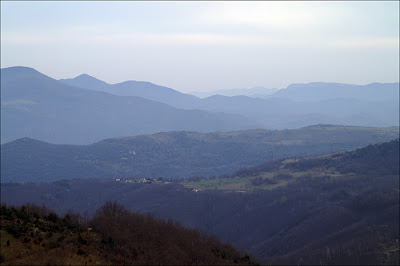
[
  {"left": 1, "top": 125, "right": 398, "bottom": 183},
  {"left": 1, "top": 66, "right": 259, "bottom": 144},
  {"left": 0, "top": 202, "right": 254, "bottom": 265},
  {"left": 60, "top": 74, "right": 111, "bottom": 92},
  {"left": 2, "top": 139, "right": 398, "bottom": 265}
]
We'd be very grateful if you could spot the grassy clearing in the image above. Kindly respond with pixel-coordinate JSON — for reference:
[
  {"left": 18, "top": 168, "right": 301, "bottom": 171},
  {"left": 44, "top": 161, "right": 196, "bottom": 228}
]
[
  {"left": 183, "top": 177, "right": 250, "bottom": 190},
  {"left": 181, "top": 139, "right": 386, "bottom": 193},
  {"left": 182, "top": 167, "right": 358, "bottom": 193}
]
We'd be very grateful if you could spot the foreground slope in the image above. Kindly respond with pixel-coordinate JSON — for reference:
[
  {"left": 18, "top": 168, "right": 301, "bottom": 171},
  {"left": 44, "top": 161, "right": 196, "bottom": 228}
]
[
  {"left": 1, "top": 125, "right": 398, "bottom": 182},
  {"left": 1, "top": 66, "right": 258, "bottom": 144},
  {"left": 0, "top": 202, "right": 254, "bottom": 265}
]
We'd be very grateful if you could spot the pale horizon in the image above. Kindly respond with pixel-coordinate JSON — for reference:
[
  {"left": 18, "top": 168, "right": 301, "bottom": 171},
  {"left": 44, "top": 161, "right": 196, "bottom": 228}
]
[{"left": 1, "top": 1, "right": 399, "bottom": 93}]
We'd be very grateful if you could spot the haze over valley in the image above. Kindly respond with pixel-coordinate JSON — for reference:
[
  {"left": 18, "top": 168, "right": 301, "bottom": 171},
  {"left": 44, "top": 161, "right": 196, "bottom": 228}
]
[
  {"left": 1, "top": 1, "right": 399, "bottom": 265},
  {"left": 1, "top": 65, "right": 399, "bottom": 265}
]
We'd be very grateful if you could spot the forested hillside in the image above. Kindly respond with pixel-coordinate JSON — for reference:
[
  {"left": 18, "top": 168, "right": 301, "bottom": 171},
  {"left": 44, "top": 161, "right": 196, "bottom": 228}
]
[
  {"left": 0, "top": 202, "right": 254, "bottom": 265},
  {"left": 2, "top": 125, "right": 398, "bottom": 182}
]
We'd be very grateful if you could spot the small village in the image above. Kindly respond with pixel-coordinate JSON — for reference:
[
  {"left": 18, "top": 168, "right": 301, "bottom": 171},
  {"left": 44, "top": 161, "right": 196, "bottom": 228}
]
[
  {"left": 115, "top": 177, "right": 165, "bottom": 184},
  {"left": 115, "top": 177, "right": 201, "bottom": 192}
]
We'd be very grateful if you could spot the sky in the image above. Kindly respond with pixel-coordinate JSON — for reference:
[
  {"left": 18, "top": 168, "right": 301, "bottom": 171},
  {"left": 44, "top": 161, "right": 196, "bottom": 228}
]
[{"left": 1, "top": 1, "right": 399, "bottom": 93}]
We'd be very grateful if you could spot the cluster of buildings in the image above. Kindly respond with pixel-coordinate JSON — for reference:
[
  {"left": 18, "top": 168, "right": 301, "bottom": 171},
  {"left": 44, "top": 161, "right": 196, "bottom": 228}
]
[
  {"left": 115, "top": 177, "right": 164, "bottom": 184},
  {"left": 115, "top": 177, "right": 201, "bottom": 192}
]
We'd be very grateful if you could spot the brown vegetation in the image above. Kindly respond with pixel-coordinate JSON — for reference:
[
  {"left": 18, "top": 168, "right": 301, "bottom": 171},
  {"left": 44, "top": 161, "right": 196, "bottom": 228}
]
[{"left": 0, "top": 202, "right": 254, "bottom": 265}]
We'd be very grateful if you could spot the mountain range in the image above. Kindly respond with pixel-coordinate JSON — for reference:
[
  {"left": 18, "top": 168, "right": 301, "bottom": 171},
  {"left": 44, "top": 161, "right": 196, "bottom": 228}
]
[
  {"left": 1, "top": 67, "right": 258, "bottom": 144},
  {"left": 189, "top": 86, "right": 280, "bottom": 98},
  {"left": 272, "top": 82, "right": 399, "bottom": 102},
  {"left": 1, "top": 66, "right": 399, "bottom": 145},
  {"left": 61, "top": 71, "right": 399, "bottom": 129},
  {"left": 2, "top": 66, "right": 398, "bottom": 265},
  {"left": 60, "top": 73, "right": 200, "bottom": 108}
]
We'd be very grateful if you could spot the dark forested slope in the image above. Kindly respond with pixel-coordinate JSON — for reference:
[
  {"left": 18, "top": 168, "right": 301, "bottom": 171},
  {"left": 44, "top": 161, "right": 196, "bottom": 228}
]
[
  {"left": 231, "top": 139, "right": 399, "bottom": 264},
  {"left": 236, "top": 138, "right": 400, "bottom": 178},
  {"left": 1, "top": 125, "right": 398, "bottom": 182},
  {"left": 0, "top": 202, "right": 254, "bottom": 265}
]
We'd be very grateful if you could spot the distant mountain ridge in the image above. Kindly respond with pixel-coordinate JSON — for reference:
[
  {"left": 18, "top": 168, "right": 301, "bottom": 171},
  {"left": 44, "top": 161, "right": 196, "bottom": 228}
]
[
  {"left": 272, "top": 82, "right": 399, "bottom": 102},
  {"left": 2, "top": 66, "right": 398, "bottom": 145},
  {"left": 60, "top": 72, "right": 399, "bottom": 129},
  {"left": 189, "top": 86, "right": 280, "bottom": 98},
  {"left": 60, "top": 74, "right": 200, "bottom": 108},
  {"left": 61, "top": 73, "right": 111, "bottom": 91},
  {"left": 62, "top": 73, "right": 399, "bottom": 103},
  {"left": 1, "top": 66, "right": 259, "bottom": 144}
]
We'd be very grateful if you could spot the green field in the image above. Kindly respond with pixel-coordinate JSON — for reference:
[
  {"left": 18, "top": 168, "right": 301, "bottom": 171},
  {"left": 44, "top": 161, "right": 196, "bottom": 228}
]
[{"left": 180, "top": 149, "right": 368, "bottom": 192}]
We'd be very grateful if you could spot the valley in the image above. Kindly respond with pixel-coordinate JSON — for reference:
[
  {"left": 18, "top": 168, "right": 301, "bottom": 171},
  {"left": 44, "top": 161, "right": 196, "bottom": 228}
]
[
  {"left": 2, "top": 139, "right": 399, "bottom": 264},
  {"left": 2, "top": 2, "right": 399, "bottom": 265},
  {"left": 1, "top": 67, "right": 399, "bottom": 265}
]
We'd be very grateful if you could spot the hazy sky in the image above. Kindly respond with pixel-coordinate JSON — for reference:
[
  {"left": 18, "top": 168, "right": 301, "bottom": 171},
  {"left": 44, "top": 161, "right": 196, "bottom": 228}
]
[{"left": 1, "top": 1, "right": 399, "bottom": 92}]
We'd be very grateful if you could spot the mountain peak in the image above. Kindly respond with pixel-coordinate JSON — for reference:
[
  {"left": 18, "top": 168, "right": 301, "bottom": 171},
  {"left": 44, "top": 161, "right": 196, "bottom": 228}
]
[
  {"left": 286, "top": 82, "right": 346, "bottom": 89},
  {"left": 1, "top": 66, "right": 46, "bottom": 77},
  {"left": 70, "top": 73, "right": 108, "bottom": 84},
  {"left": 59, "top": 73, "right": 110, "bottom": 90},
  {"left": 1, "top": 66, "right": 55, "bottom": 83},
  {"left": 76, "top": 73, "right": 94, "bottom": 79},
  {"left": 74, "top": 73, "right": 97, "bottom": 79},
  {"left": 5, "top": 137, "right": 50, "bottom": 146},
  {"left": 1, "top": 66, "right": 39, "bottom": 72}
]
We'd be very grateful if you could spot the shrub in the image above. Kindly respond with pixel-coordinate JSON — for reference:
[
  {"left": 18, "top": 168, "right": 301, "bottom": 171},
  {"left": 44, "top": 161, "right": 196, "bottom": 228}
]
[
  {"left": 77, "top": 248, "right": 87, "bottom": 256},
  {"left": 47, "top": 212, "right": 59, "bottom": 223},
  {"left": 78, "top": 234, "right": 87, "bottom": 245},
  {"left": 6, "top": 226, "right": 21, "bottom": 239}
]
